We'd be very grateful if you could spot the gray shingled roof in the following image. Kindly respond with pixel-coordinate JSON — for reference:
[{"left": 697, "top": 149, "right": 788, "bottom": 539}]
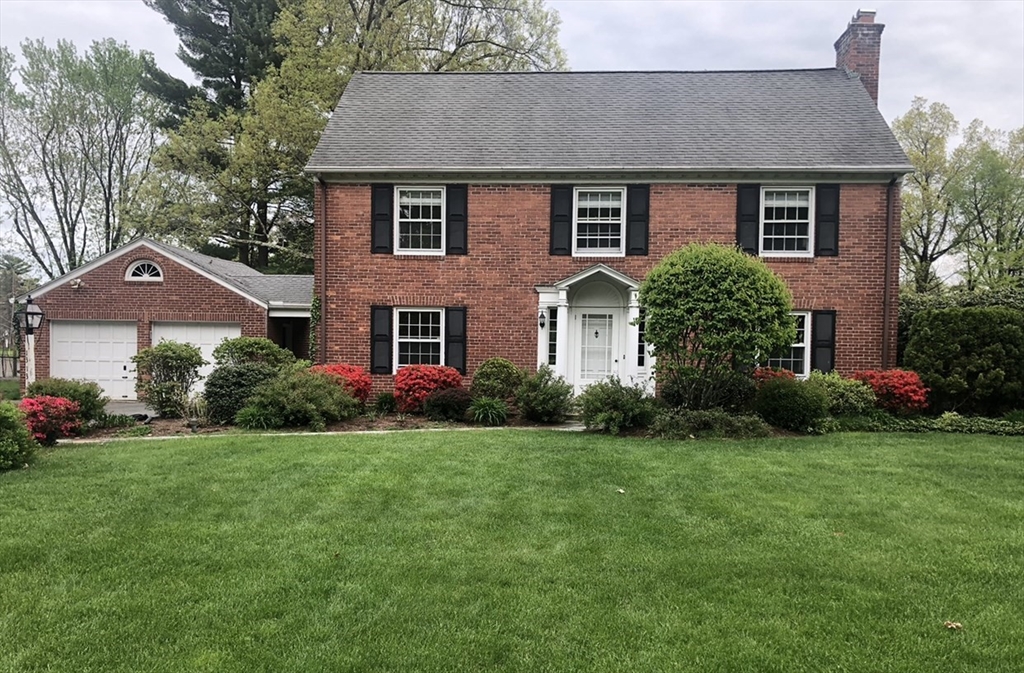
[
  {"left": 145, "top": 239, "right": 312, "bottom": 307},
  {"left": 306, "top": 70, "right": 911, "bottom": 173}
]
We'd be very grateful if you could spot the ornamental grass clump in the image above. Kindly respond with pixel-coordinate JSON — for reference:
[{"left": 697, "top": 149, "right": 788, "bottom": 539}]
[{"left": 469, "top": 397, "right": 508, "bottom": 426}]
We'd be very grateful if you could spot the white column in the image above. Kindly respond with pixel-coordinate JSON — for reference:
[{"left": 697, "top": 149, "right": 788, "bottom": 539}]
[
  {"left": 24, "top": 332, "right": 36, "bottom": 387},
  {"left": 555, "top": 288, "right": 569, "bottom": 380},
  {"left": 626, "top": 290, "right": 641, "bottom": 384}
]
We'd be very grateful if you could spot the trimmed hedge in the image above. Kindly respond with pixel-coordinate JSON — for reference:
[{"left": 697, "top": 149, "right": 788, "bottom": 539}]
[
  {"left": 235, "top": 368, "right": 359, "bottom": 432},
  {"left": 649, "top": 408, "right": 770, "bottom": 440},
  {"left": 212, "top": 337, "right": 295, "bottom": 368},
  {"left": 469, "top": 358, "right": 524, "bottom": 400},
  {"left": 898, "top": 287, "right": 1024, "bottom": 363},
  {"left": 204, "top": 363, "right": 280, "bottom": 425},
  {"left": 905, "top": 306, "right": 1024, "bottom": 416},
  {"left": 807, "top": 371, "right": 876, "bottom": 417},
  {"left": 754, "top": 377, "right": 829, "bottom": 432},
  {"left": 837, "top": 411, "right": 1024, "bottom": 436}
]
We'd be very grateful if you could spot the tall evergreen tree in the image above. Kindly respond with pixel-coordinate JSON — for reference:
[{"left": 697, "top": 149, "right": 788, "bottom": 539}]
[{"left": 142, "top": 0, "right": 282, "bottom": 126}]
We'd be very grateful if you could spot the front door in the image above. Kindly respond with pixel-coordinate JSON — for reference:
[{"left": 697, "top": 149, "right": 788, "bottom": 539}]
[{"left": 574, "top": 311, "right": 621, "bottom": 393}]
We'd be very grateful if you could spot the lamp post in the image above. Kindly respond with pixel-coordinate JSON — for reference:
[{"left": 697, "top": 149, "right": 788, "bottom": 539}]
[{"left": 14, "top": 297, "right": 44, "bottom": 387}]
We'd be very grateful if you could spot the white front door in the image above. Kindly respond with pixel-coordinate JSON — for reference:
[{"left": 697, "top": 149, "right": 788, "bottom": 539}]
[
  {"left": 50, "top": 321, "right": 138, "bottom": 400},
  {"left": 150, "top": 322, "right": 241, "bottom": 392}
]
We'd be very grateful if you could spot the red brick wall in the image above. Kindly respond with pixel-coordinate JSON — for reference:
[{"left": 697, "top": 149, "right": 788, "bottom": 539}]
[
  {"left": 317, "top": 183, "right": 900, "bottom": 389},
  {"left": 25, "top": 246, "right": 268, "bottom": 387}
]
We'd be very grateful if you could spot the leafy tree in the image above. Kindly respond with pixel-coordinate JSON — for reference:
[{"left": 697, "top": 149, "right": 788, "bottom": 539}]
[
  {"left": 951, "top": 122, "right": 1024, "bottom": 290},
  {"left": 140, "top": 0, "right": 566, "bottom": 270},
  {"left": 639, "top": 243, "right": 795, "bottom": 410},
  {"left": 0, "top": 40, "right": 163, "bottom": 279},
  {"left": 892, "top": 98, "right": 964, "bottom": 293}
]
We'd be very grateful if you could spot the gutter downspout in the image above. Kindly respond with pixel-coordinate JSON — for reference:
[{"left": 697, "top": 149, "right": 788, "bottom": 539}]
[
  {"left": 317, "top": 176, "right": 328, "bottom": 365},
  {"left": 881, "top": 176, "right": 897, "bottom": 369}
]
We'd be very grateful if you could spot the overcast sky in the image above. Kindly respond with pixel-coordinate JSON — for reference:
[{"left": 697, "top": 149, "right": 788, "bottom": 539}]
[{"left": 0, "top": 0, "right": 1022, "bottom": 130}]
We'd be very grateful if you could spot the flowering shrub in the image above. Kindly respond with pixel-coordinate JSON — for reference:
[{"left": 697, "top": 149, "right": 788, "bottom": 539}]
[
  {"left": 394, "top": 365, "right": 462, "bottom": 413},
  {"left": 753, "top": 367, "right": 797, "bottom": 387},
  {"left": 18, "top": 396, "right": 82, "bottom": 446},
  {"left": 310, "top": 364, "right": 372, "bottom": 404},
  {"left": 852, "top": 369, "right": 929, "bottom": 415}
]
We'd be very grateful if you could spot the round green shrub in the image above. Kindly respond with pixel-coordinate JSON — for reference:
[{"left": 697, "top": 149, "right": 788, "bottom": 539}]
[
  {"left": 754, "top": 377, "right": 829, "bottom": 433},
  {"left": 470, "top": 358, "right": 525, "bottom": 400},
  {"left": 515, "top": 366, "right": 574, "bottom": 423},
  {"left": 204, "top": 363, "right": 280, "bottom": 425},
  {"left": 640, "top": 243, "right": 794, "bottom": 410},
  {"left": 424, "top": 386, "right": 473, "bottom": 422},
  {"left": 469, "top": 397, "right": 508, "bottom": 426},
  {"left": 132, "top": 341, "right": 206, "bottom": 418},
  {"left": 807, "top": 371, "right": 877, "bottom": 417},
  {"left": 212, "top": 336, "right": 296, "bottom": 368},
  {"left": 0, "top": 401, "right": 37, "bottom": 471},
  {"left": 236, "top": 368, "right": 359, "bottom": 432},
  {"left": 577, "top": 377, "right": 656, "bottom": 434},
  {"left": 26, "top": 378, "right": 108, "bottom": 423}
]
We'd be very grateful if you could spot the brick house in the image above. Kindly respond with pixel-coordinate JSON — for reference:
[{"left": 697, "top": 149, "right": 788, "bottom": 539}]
[
  {"left": 305, "top": 10, "right": 911, "bottom": 393},
  {"left": 16, "top": 238, "right": 312, "bottom": 399}
]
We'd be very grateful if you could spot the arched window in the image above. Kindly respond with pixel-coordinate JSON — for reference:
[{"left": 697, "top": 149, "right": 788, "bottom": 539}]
[{"left": 125, "top": 260, "right": 163, "bottom": 282}]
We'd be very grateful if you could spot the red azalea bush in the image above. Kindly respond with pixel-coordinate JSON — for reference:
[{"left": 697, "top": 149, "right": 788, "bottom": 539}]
[
  {"left": 753, "top": 367, "right": 797, "bottom": 387},
  {"left": 394, "top": 365, "right": 463, "bottom": 413},
  {"left": 18, "top": 396, "right": 82, "bottom": 446},
  {"left": 852, "top": 369, "right": 929, "bottom": 415},
  {"left": 311, "top": 364, "right": 372, "bottom": 403}
]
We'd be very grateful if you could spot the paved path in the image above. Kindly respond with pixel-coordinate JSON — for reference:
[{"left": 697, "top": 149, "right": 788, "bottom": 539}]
[{"left": 105, "top": 400, "right": 153, "bottom": 416}]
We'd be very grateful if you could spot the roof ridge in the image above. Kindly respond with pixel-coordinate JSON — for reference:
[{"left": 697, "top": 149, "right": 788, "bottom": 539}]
[{"left": 354, "top": 68, "right": 842, "bottom": 76}]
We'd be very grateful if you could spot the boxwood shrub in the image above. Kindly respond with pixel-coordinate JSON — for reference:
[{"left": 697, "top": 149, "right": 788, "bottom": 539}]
[
  {"left": 754, "top": 377, "right": 829, "bottom": 432},
  {"left": 1, "top": 401, "right": 37, "bottom": 470},
  {"left": 204, "top": 363, "right": 280, "bottom": 425}
]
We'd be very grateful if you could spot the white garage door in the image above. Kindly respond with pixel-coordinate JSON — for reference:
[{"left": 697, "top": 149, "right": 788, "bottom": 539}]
[
  {"left": 51, "top": 321, "right": 138, "bottom": 400},
  {"left": 151, "top": 322, "right": 241, "bottom": 392}
]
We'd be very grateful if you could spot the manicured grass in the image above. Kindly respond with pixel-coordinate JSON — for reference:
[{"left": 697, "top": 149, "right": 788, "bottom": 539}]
[
  {"left": 2, "top": 431, "right": 1022, "bottom": 672},
  {"left": 0, "top": 379, "right": 19, "bottom": 401}
]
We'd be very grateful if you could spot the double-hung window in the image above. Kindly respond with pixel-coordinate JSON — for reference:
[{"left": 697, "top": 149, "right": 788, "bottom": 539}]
[
  {"left": 760, "top": 187, "right": 814, "bottom": 257},
  {"left": 574, "top": 187, "right": 626, "bottom": 256},
  {"left": 395, "top": 308, "right": 443, "bottom": 367},
  {"left": 395, "top": 187, "right": 445, "bottom": 255},
  {"left": 767, "top": 311, "right": 811, "bottom": 378}
]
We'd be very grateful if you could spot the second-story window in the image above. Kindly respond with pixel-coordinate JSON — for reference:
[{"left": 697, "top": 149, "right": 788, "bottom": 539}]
[
  {"left": 574, "top": 188, "right": 626, "bottom": 256},
  {"left": 761, "top": 188, "right": 814, "bottom": 256},
  {"left": 396, "top": 187, "right": 445, "bottom": 254}
]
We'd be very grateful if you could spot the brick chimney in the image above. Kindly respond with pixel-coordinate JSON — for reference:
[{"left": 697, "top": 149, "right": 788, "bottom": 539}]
[{"left": 834, "top": 9, "right": 885, "bottom": 105}]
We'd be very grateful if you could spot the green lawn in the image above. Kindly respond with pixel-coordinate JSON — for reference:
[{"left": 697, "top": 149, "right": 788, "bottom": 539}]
[
  {"left": 2, "top": 431, "right": 1022, "bottom": 672},
  {"left": 0, "top": 379, "right": 19, "bottom": 401}
]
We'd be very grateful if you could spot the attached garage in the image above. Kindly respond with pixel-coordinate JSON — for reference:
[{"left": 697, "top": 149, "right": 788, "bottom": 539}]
[
  {"left": 151, "top": 322, "right": 241, "bottom": 390},
  {"left": 51, "top": 321, "right": 138, "bottom": 400},
  {"left": 15, "top": 238, "right": 312, "bottom": 403}
]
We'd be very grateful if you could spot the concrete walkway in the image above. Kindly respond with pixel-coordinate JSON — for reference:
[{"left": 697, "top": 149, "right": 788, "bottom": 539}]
[{"left": 105, "top": 400, "right": 153, "bottom": 416}]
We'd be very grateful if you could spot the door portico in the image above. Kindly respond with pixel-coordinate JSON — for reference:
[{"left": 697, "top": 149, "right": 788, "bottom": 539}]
[{"left": 536, "top": 265, "right": 653, "bottom": 395}]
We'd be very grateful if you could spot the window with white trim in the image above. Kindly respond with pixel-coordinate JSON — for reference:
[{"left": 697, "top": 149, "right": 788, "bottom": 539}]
[
  {"left": 125, "top": 260, "right": 163, "bottom": 281},
  {"left": 574, "top": 187, "right": 625, "bottom": 256},
  {"left": 395, "top": 187, "right": 445, "bottom": 254},
  {"left": 546, "top": 307, "right": 558, "bottom": 366},
  {"left": 767, "top": 312, "right": 811, "bottom": 378},
  {"left": 637, "top": 308, "right": 647, "bottom": 369},
  {"left": 761, "top": 187, "right": 814, "bottom": 256},
  {"left": 395, "top": 308, "right": 443, "bottom": 368}
]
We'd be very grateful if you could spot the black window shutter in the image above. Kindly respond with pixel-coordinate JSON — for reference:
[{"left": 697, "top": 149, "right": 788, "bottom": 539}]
[
  {"left": 626, "top": 185, "right": 650, "bottom": 255},
  {"left": 370, "top": 306, "right": 392, "bottom": 374},
  {"left": 445, "top": 307, "right": 467, "bottom": 374},
  {"left": 550, "top": 185, "right": 573, "bottom": 255},
  {"left": 811, "top": 310, "right": 836, "bottom": 373},
  {"left": 815, "top": 184, "right": 840, "bottom": 257},
  {"left": 371, "top": 185, "right": 393, "bottom": 254},
  {"left": 736, "top": 184, "right": 761, "bottom": 255},
  {"left": 446, "top": 184, "right": 468, "bottom": 255}
]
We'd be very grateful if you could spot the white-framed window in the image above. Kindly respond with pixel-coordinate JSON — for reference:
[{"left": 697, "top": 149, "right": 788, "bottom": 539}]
[
  {"left": 767, "top": 311, "right": 811, "bottom": 378},
  {"left": 546, "top": 307, "right": 558, "bottom": 367},
  {"left": 394, "top": 308, "right": 443, "bottom": 370},
  {"left": 395, "top": 186, "right": 445, "bottom": 255},
  {"left": 761, "top": 187, "right": 814, "bottom": 257},
  {"left": 573, "top": 187, "right": 626, "bottom": 257},
  {"left": 125, "top": 260, "right": 163, "bottom": 282}
]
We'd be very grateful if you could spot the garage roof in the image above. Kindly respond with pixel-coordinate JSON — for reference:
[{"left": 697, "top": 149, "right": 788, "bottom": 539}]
[{"left": 17, "top": 239, "right": 313, "bottom": 310}]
